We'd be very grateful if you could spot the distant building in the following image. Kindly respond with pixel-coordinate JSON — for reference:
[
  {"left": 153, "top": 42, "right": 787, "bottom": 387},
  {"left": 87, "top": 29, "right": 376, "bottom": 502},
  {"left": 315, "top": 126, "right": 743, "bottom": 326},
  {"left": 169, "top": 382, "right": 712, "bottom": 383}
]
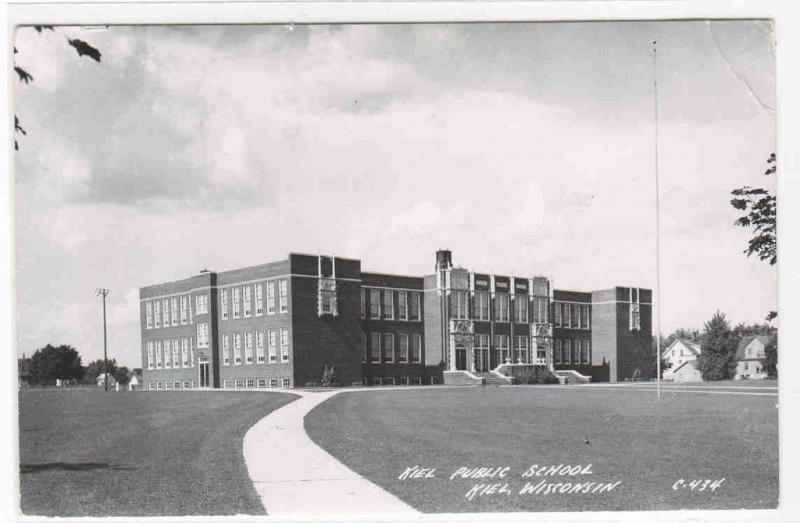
[
  {"left": 671, "top": 360, "right": 703, "bottom": 383},
  {"left": 129, "top": 368, "right": 143, "bottom": 390},
  {"left": 734, "top": 335, "right": 773, "bottom": 380},
  {"left": 97, "top": 372, "right": 116, "bottom": 388},
  {"left": 17, "top": 354, "right": 32, "bottom": 386},
  {"left": 139, "top": 249, "right": 652, "bottom": 390},
  {"left": 662, "top": 338, "right": 701, "bottom": 381}
]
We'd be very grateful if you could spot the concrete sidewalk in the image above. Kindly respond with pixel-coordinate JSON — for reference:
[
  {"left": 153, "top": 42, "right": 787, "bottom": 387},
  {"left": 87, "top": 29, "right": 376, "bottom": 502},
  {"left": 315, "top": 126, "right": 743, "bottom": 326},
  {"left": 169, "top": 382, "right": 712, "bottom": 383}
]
[{"left": 242, "top": 390, "right": 419, "bottom": 517}]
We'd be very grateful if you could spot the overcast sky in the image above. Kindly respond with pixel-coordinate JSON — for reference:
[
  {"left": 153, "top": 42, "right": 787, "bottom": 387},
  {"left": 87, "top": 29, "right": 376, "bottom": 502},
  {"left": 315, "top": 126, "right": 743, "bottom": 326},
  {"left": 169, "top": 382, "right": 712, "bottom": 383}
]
[{"left": 14, "top": 21, "right": 775, "bottom": 367}]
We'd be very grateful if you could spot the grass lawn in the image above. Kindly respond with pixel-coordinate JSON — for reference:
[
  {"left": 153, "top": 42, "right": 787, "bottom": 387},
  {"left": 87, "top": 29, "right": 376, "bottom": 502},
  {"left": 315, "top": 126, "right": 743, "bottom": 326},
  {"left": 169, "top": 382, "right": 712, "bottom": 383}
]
[
  {"left": 305, "top": 386, "right": 778, "bottom": 513},
  {"left": 19, "top": 389, "right": 297, "bottom": 517}
]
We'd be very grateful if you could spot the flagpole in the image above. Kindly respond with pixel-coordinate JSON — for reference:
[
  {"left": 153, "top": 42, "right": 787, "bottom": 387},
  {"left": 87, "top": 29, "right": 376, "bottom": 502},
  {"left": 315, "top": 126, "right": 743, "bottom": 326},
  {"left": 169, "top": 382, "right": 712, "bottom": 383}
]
[{"left": 652, "top": 39, "right": 662, "bottom": 400}]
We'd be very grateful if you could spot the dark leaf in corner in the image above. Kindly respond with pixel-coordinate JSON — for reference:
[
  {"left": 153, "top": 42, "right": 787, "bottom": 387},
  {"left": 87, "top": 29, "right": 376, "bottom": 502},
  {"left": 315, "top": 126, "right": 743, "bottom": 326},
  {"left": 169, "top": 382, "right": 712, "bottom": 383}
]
[{"left": 67, "top": 38, "right": 102, "bottom": 62}]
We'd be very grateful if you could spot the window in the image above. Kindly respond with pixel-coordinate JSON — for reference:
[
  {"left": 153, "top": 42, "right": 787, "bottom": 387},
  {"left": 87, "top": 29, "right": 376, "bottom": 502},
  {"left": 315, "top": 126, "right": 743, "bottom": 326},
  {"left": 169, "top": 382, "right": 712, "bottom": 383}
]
[
  {"left": 196, "top": 294, "right": 208, "bottom": 314},
  {"left": 372, "top": 377, "right": 383, "bottom": 386},
  {"left": 196, "top": 323, "right": 209, "bottom": 348},
  {"left": 163, "top": 299, "right": 170, "bottom": 327},
  {"left": 279, "top": 280, "right": 288, "bottom": 313},
  {"left": 583, "top": 305, "right": 591, "bottom": 329},
  {"left": 369, "top": 289, "right": 381, "bottom": 319},
  {"left": 183, "top": 381, "right": 190, "bottom": 389},
  {"left": 233, "top": 333, "right": 242, "bottom": 365},
  {"left": 154, "top": 300, "right": 161, "bottom": 328},
  {"left": 156, "top": 381, "right": 163, "bottom": 390},
  {"left": 171, "top": 298, "right": 179, "bottom": 326},
  {"left": 572, "top": 304, "right": 580, "bottom": 329},
  {"left": 223, "top": 380, "right": 231, "bottom": 389},
  {"left": 532, "top": 297, "right": 548, "bottom": 324},
  {"left": 370, "top": 333, "right": 381, "bottom": 362},
  {"left": 180, "top": 296, "right": 188, "bottom": 324},
  {"left": 399, "top": 377, "right": 410, "bottom": 386},
  {"left": 255, "top": 284, "right": 263, "bottom": 316},
  {"left": 553, "top": 302, "right": 561, "bottom": 327},
  {"left": 222, "top": 336, "right": 231, "bottom": 365},
  {"left": 450, "top": 290, "right": 468, "bottom": 320},
  {"left": 384, "top": 377, "right": 395, "bottom": 386},
  {"left": 514, "top": 297, "right": 528, "bottom": 323},
  {"left": 554, "top": 339, "right": 562, "bottom": 363},
  {"left": 319, "top": 278, "right": 337, "bottom": 316},
  {"left": 245, "top": 332, "right": 253, "bottom": 364},
  {"left": 495, "top": 335, "right": 510, "bottom": 364},
  {"left": 360, "top": 289, "right": 366, "bottom": 318},
  {"left": 474, "top": 291, "right": 490, "bottom": 321},
  {"left": 565, "top": 339, "right": 572, "bottom": 364},
  {"left": 495, "top": 294, "right": 510, "bottom": 322},
  {"left": 147, "top": 341, "right": 154, "bottom": 369},
  {"left": 156, "top": 341, "right": 163, "bottom": 368},
  {"left": 537, "top": 341, "right": 547, "bottom": 363},
  {"left": 172, "top": 340, "right": 180, "bottom": 368},
  {"left": 148, "top": 381, "right": 153, "bottom": 391},
  {"left": 381, "top": 290, "right": 394, "bottom": 319},
  {"left": 181, "top": 338, "right": 189, "bottom": 367},
  {"left": 246, "top": 378, "right": 255, "bottom": 389},
  {"left": 164, "top": 342, "right": 171, "bottom": 368},
  {"left": 267, "top": 282, "right": 276, "bottom": 315},
  {"left": 165, "top": 381, "right": 172, "bottom": 390},
  {"left": 244, "top": 285, "right": 252, "bottom": 317},
  {"left": 409, "top": 293, "right": 421, "bottom": 321},
  {"left": 282, "top": 378, "right": 291, "bottom": 389},
  {"left": 584, "top": 339, "right": 591, "bottom": 364},
  {"left": 630, "top": 304, "right": 641, "bottom": 331},
  {"left": 280, "top": 328, "right": 289, "bottom": 361},
  {"left": 384, "top": 333, "right": 395, "bottom": 363},
  {"left": 575, "top": 339, "right": 582, "bottom": 364},
  {"left": 564, "top": 303, "right": 572, "bottom": 328},
  {"left": 515, "top": 336, "right": 528, "bottom": 363},
  {"left": 268, "top": 330, "right": 277, "bottom": 362},
  {"left": 174, "top": 381, "right": 182, "bottom": 390},
  {"left": 411, "top": 334, "right": 422, "bottom": 363},
  {"left": 145, "top": 302, "right": 153, "bottom": 329},
  {"left": 397, "top": 334, "right": 409, "bottom": 363},
  {"left": 256, "top": 331, "right": 265, "bottom": 363},
  {"left": 232, "top": 287, "right": 241, "bottom": 318},
  {"left": 398, "top": 291, "right": 408, "bottom": 320},
  {"left": 189, "top": 338, "right": 195, "bottom": 367},
  {"left": 235, "top": 379, "right": 243, "bottom": 389},
  {"left": 270, "top": 378, "right": 278, "bottom": 388},
  {"left": 258, "top": 378, "right": 267, "bottom": 388},
  {"left": 221, "top": 290, "right": 229, "bottom": 320}
]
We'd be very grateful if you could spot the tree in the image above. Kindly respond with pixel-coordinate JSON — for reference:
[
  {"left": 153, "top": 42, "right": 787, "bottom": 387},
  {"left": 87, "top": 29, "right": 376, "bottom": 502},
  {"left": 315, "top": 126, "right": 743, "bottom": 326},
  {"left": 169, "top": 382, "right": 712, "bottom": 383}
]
[
  {"left": 13, "top": 25, "right": 101, "bottom": 150},
  {"left": 662, "top": 327, "right": 702, "bottom": 348},
  {"left": 29, "top": 344, "right": 85, "bottom": 385},
  {"left": 114, "top": 366, "right": 131, "bottom": 386},
  {"left": 762, "top": 336, "right": 778, "bottom": 379},
  {"left": 730, "top": 153, "right": 777, "bottom": 321},
  {"left": 321, "top": 364, "right": 336, "bottom": 387},
  {"left": 83, "top": 358, "right": 118, "bottom": 385},
  {"left": 696, "top": 311, "right": 737, "bottom": 381}
]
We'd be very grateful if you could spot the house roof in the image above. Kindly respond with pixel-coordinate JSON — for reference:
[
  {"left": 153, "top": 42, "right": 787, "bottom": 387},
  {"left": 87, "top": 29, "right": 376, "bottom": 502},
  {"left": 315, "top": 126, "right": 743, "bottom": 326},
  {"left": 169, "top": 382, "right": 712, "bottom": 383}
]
[
  {"left": 662, "top": 338, "right": 701, "bottom": 358},
  {"left": 736, "top": 335, "right": 774, "bottom": 361},
  {"left": 672, "top": 359, "right": 699, "bottom": 374}
]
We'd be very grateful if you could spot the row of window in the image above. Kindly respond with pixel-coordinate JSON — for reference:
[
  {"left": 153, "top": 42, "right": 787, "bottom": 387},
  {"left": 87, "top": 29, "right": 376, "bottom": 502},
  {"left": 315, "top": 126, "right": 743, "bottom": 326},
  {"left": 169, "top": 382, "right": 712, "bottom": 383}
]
[
  {"left": 553, "top": 338, "right": 591, "bottom": 365},
  {"left": 221, "top": 280, "right": 288, "bottom": 320},
  {"left": 221, "top": 329, "right": 290, "bottom": 365},
  {"left": 223, "top": 377, "right": 291, "bottom": 389},
  {"left": 553, "top": 302, "right": 591, "bottom": 330},
  {"left": 472, "top": 334, "right": 548, "bottom": 364},
  {"left": 449, "top": 291, "right": 551, "bottom": 323},
  {"left": 146, "top": 339, "right": 195, "bottom": 370},
  {"left": 145, "top": 294, "right": 208, "bottom": 330},
  {"left": 148, "top": 380, "right": 197, "bottom": 390},
  {"left": 362, "top": 333, "right": 423, "bottom": 364},
  {"left": 361, "top": 289, "right": 422, "bottom": 321},
  {"left": 362, "top": 376, "right": 429, "bottom": 386}
]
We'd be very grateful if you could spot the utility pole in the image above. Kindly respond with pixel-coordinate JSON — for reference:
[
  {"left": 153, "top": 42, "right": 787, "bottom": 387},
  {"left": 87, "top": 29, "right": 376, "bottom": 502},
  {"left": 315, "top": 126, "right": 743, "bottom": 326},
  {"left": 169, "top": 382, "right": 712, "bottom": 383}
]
[
  {"left": 652, "top": 39, "right": 662, "bottom": 400},
  {"left": 96, "top": 288, "right": 111, "bottom": 391}
]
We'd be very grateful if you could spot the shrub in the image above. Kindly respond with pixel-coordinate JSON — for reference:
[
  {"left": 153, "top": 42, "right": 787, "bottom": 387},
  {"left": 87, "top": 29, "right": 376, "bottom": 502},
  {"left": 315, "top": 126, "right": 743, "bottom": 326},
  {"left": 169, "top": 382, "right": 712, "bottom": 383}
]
[{"left": 510, "top": 366, "right": 559, "bottom": 385}]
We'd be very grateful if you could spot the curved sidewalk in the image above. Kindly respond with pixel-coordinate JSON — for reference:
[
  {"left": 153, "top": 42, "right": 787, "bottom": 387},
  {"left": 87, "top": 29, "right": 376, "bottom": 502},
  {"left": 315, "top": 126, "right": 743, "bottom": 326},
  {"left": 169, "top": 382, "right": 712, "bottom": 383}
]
[{"left": 243, "top": 390, "right": 419, "bottom": 517}]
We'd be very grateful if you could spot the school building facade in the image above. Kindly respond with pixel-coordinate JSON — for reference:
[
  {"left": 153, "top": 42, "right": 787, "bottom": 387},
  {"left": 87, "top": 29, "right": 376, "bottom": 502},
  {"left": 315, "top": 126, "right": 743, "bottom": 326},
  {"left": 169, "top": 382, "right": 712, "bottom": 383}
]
[{"left": 138, "top": 250, "right": 653, "bottom": 390}]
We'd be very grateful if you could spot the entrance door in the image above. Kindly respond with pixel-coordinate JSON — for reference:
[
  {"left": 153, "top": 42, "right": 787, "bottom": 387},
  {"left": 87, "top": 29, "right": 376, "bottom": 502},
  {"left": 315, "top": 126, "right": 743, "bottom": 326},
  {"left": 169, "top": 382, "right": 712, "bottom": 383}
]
[
  {"left": 474, "top": 349, "right": 490, "bottom": 372},
  {"left": 199, "top": 362, "right": 210, "bottom": 388},
  {"left": 455, "top": 347, "right": 467, "bottom": 371}
]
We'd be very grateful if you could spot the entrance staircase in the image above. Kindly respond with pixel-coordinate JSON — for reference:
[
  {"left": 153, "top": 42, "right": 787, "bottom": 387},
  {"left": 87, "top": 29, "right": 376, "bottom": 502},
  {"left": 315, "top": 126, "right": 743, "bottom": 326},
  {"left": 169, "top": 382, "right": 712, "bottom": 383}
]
[{"left": 476, "top": 372, "right": 510, "bottom": 386}]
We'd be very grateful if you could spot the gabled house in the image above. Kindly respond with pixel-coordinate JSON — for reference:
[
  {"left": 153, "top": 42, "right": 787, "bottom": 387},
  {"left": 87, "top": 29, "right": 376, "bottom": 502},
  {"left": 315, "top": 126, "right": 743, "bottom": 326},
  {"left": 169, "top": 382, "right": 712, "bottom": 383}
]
[
  {"left": 671, "top": 359, "right": 703, "bottom": 382},
  {"left": 734, "top": 335, "right": 773, "bottom": 380},
  {"left": 661, "top": 338, "right": 701, "bottom": 381}
]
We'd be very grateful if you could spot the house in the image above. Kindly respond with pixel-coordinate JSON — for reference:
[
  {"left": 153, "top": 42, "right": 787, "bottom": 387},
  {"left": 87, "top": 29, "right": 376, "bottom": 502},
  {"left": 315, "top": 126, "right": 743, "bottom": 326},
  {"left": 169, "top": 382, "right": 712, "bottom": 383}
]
[
  {"left": 18, "top": 354, "right": 32, "bottom": 386},
  {"left": 661, "top": 338, "right": 701, "bottom": 381},
  {"left": 671, "top": 360, "right": 703, "bottom": 383},
  {"left": 129, "top": 368, "right": 143, "bottom": 390},
  {"left": 97, "top": 372, "right": 116, "bottom": 388},
  {"left": 734, "top": 335, "right": 773, "bottom": 380}
]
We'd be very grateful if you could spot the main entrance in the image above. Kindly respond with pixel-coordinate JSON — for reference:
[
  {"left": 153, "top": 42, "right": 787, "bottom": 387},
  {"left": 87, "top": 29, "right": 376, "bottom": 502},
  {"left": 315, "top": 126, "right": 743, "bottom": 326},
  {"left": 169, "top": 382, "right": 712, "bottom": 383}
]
[
  {"left": 199, "top": 361, "right": 210, "bottom": 388},
  {"left": 455, "top": 347, "right": 467, "bottom": 371}
]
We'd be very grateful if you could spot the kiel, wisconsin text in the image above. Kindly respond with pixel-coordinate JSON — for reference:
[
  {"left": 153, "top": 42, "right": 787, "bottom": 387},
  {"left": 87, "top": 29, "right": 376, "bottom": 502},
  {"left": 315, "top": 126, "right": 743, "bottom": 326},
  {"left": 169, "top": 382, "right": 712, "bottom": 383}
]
[{"left": 398, "top": 464, "right": 623, "bottom": 500}]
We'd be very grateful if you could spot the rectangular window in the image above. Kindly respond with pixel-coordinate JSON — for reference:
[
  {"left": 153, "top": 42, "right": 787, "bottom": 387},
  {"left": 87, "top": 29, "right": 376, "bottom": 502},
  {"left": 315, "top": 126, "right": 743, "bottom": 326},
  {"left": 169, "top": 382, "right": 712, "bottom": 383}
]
[
  {"left": 181, "top": 338, "right": 189, "bottom": 367},
  {"left": 233, "top": 333, "right": 242, "bottom": 365},
  {"left": 575, "top": 339, "right": 582, "bottom": 364},
  {"left": 360, "top": 289, "right": 366, "bottom": 319},
  {"left": 154, "top": 300, "right": 161, "bottom": 328},
  {"left": 147, "top": 341, "right": 154, "bottom": 369},
  {"left": 162, "top": 299, "right": 170, "bottom": 327},
  {"left": 270, "top": 378, "right": 278, "bottom": 388},
  {"left": 183, "top": 381, "right": 190, "bottom": 389},
  {"left": 171, "top": 298, "right": 179, "bottom": 326},
  {"left": 255, "top": 284, "right": 263, "bottom": 316},
  {"left": 361, "top": 333, "right": 367, "bottom": 362},
  {"left": 474, "top": 291, "right": 490, "bottom": 321},
  {"left": 256, "top": 331, "right": 265, "bottom": 363},
  {"left": 267, "top": 281, "right": 276, "bottom": 315},
  {"left": 565, "top": 339, "right": 572, "bottom": 364},
  {"left": 165, "top": 381, "right": 172, "bottom": 390},
  {"left": 282, "top": 378, "right": 291, "bottom": 388},
  {"left": 221, "top": 290, "right": 229, "bottom": 320},
  {"left": 196, "top": 323, "right": 209, "bottom": 348},
  {"left": 572, "top": 304, "right": 580, "bottom": 329},
  {"left": 164, "top": 341, "right": 171, "bottom": 369},
  {"left": 554, "top": 339, "right": 562, "bottom": 363},
  {"left": 172, "top": 339, "right": 180, "bottom": 368},
  {"left": 369, "top": 289, "right": 381, "bottom": 319},
  {"left": 399, "top": 377, "right": 409, "bottom": 386},
  {"left": 268, "top": 330, "right": 277, "bottom": 362},
  {"left": 584, "top": 339, "right": 591, "bottom": 364},
  {"left": 280, "top": 328, "right": 289, "bottom": 361},
  {"left": 235, "top": 379, "right": 243, "bottom": 389},
  {"left": 174, "top": 381, "right": 182, "bottom": 390},
  {"left": 180, "top": 296, "right": 188, "bottom": 324},
  {"left": 554, "top": 302, "right": 561, "bottom": 327},
  {"left": 245, "top": 331, "right": 253, "bottom": 364},
  {"left": 232, "top": 287, "right": 241, "bottom": 318},
  {"left": 384, "top": 333, "right": 394, "bottom": 363},
  {"left": 258, "top": 378, "right": 267, "bottom": 388},
  {"left": 244, "top": 285, "right": 252, "bottom": 317},
  {"left": 246, "top": 378, "right": 255, "bottom": 389},
  {"left": 189, "top": 338, "right": 195, "bottom": 367},
  {"left": 372, "top": 377, "right": 383, "bottom": 386},
  {"left": 223, "top": 380, "right": 231, "bottom": 389},
  {"left": 514, "top": 336, "right": 528, "bottom": 363},
  {"left": 145, "top": 302, "right": 153, "bottom": 329},
  {"left": 370, "top": 333, "right": 381, "bottom": 362},
  {"left": 196, "top": 294, "right": 208, "bottom": 314},
  {"left": 495, "top": 334, "right": 510, "bottom": 364},
  {"left": 411, "top": 334, "right": 422, "bottom": 363},
  {"left": 156, "top": 381, "right": 163, "bottom": 390},
  {"left": 450, "top": 290, "right": 468, "bottom": 320},
  {"left": 397, "top": 334, "right": 409, "bottom": 363},
  {"left": 397, "top": 291, "right": 408, "bottom": 320},
  {"left": 384, "top": 377, "right": 395, "bottom": 386},
  {"left": 630, "top": 303, "right": 641, "bottom": 331},
  {"left": 279, "top": 280, "right": 288, "bottom": 313},
  {"left": 409, "top": 292, "right": 421, "bottom": 321},
  {"left": 564, "top": 303, "right": 572, "bottom": 328},
  {"left": 156, "top": 341, "right": 163, "bottom": 368},
  {"left": 495, "top": 294, "right": 510, "bottom": 322},
  {"left": 514, "top": 297, "right": 528, "bottom": 323},
  {"left": 383, "top": 290, "right": 394, "bottom": 320}
]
